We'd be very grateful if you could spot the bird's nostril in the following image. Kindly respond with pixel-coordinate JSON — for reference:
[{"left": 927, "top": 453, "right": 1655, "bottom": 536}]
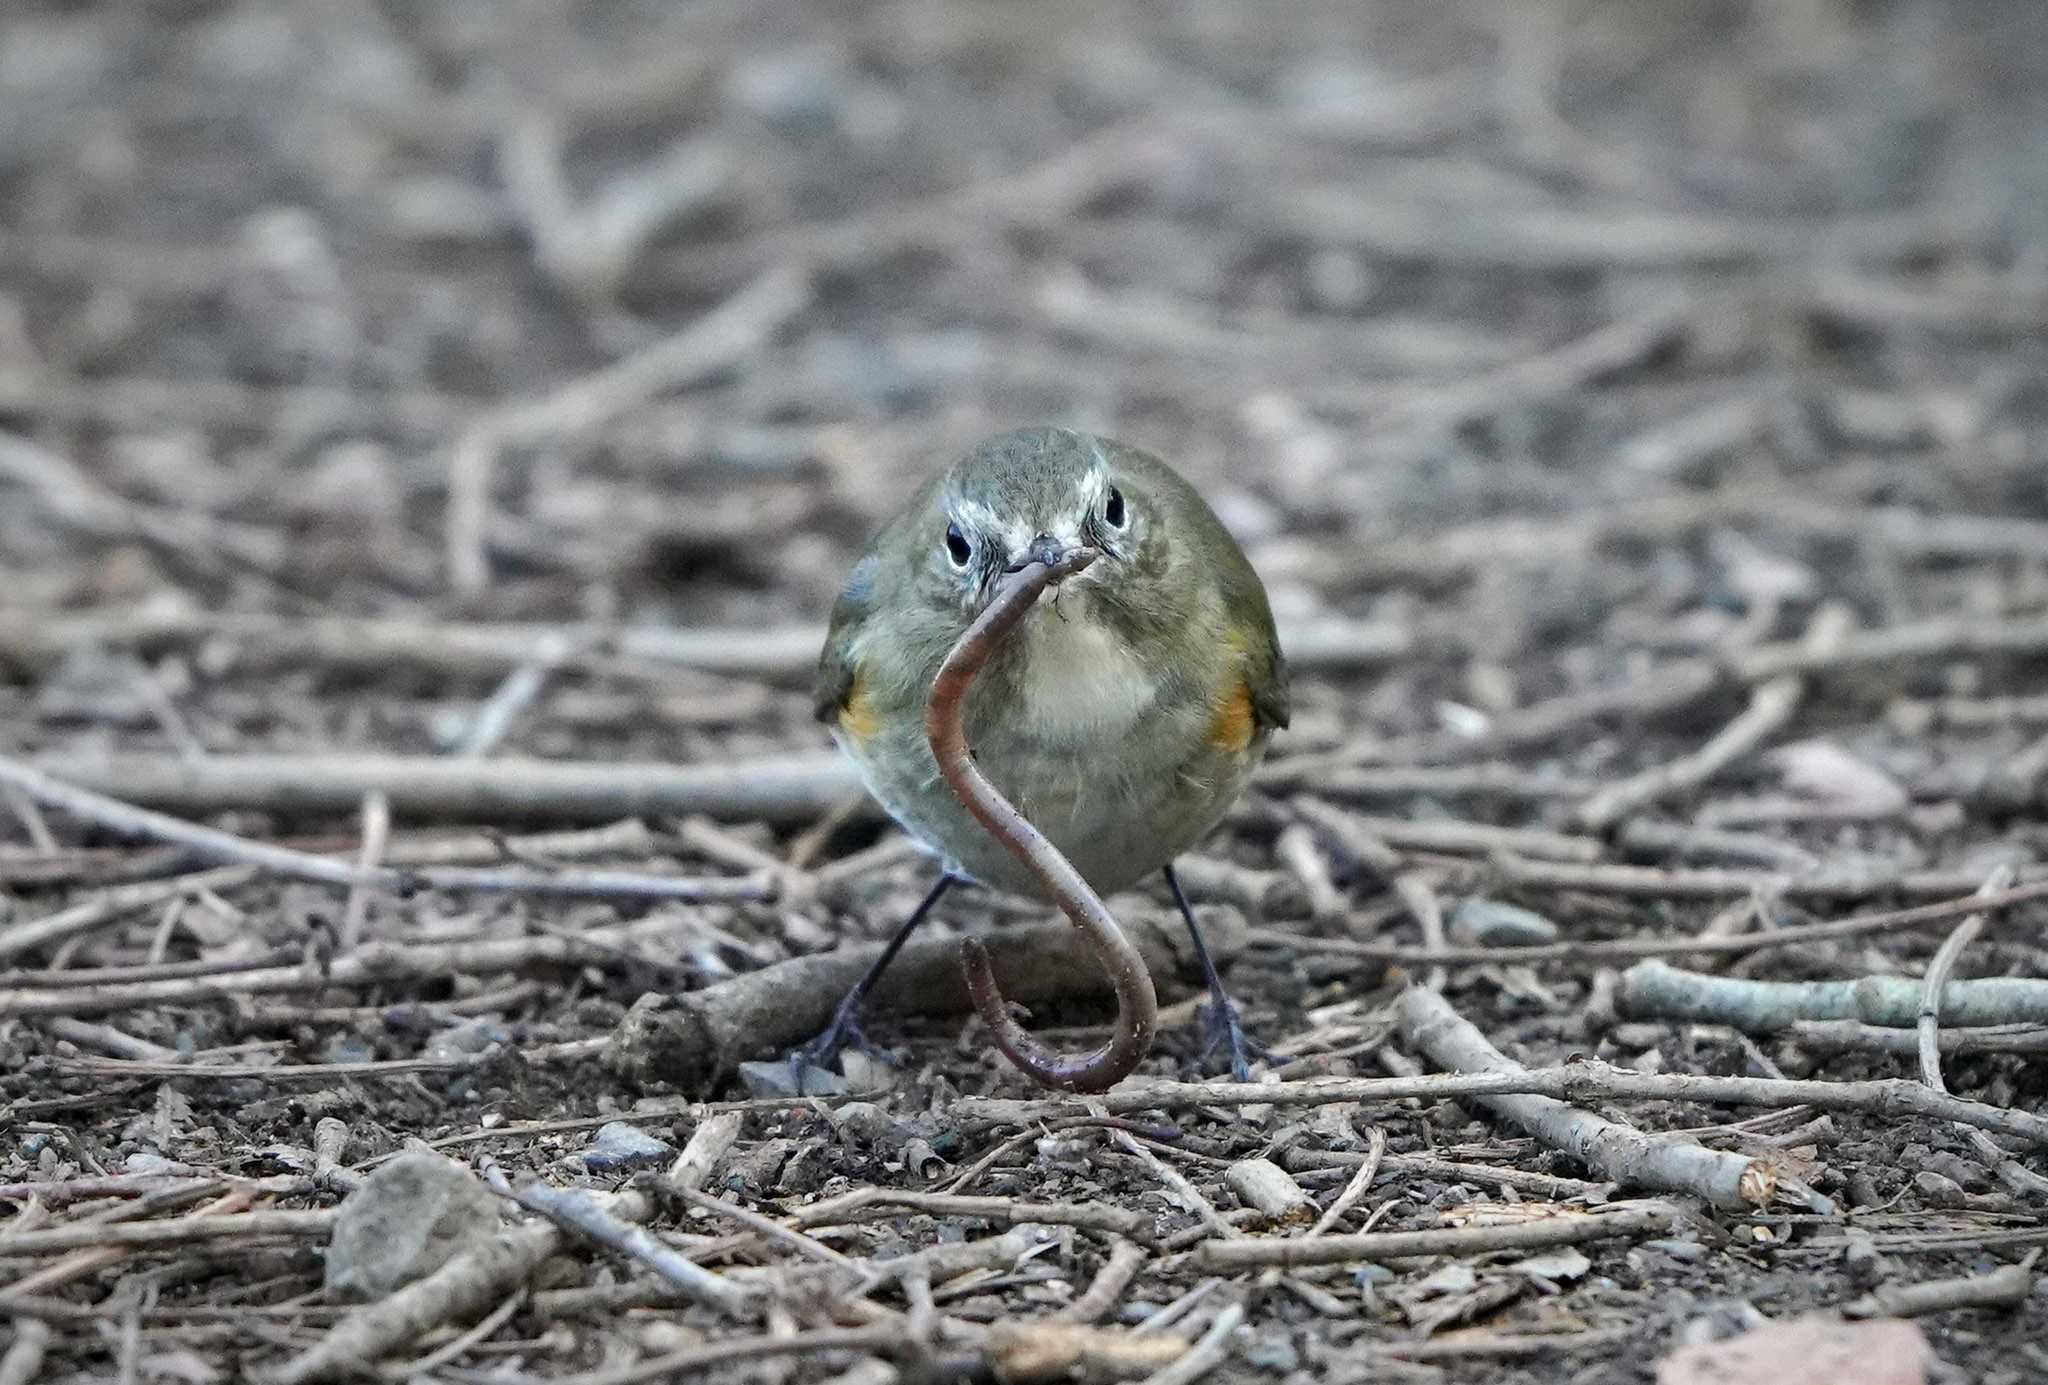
[{"left": 1029, "top": 534, "right": 1063, "bottom": 568}]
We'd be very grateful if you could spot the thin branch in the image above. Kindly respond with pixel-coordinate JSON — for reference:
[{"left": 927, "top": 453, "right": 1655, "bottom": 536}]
[
  {"left": 1194, "top": 1201, "right": 1678, "bottom": 1269},
  {"left": 1396, "top": 987, "right": 1772, "bottom": 1210},
  {"left": 500, "top": 1181, "right": 751, "bottom": 1315},
  {"left": 22, "top": 749, "right": 863, "bottom": 825},
  {"left": 0, "top": 754, "right": 771, "bottom": 902},
  {"left": 954, "top": 1066, "right": 2048, "bottom": 1147}
]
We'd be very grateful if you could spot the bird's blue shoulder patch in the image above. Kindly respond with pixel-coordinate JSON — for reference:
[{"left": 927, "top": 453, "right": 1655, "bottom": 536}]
[{"left": 841, "top": 554, "right": 879, "bottom": 606}]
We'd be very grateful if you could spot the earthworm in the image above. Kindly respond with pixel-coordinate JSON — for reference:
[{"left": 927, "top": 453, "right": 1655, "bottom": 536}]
[{"left": 923, "top": 547, "right": 1159, "bottom": 1093}]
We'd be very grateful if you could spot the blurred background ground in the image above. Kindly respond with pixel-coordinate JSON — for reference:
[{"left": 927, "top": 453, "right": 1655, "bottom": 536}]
[{"left": 3, "top": 1, "right": 2048, "bottom": 1381}]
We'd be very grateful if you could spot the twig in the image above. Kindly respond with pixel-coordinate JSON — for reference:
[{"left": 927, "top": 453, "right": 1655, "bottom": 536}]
[
  {"left": 34, "top": 1048, "right": 608, "bottom": 1080},
  {"left": 536, "top": 1328, "right": 900, "bottom": 1385},
  {"left": 1787, "top": 1021, "right": 2048, "bottom": 1057},
  {"left": 1306, "top": 1127, "right": 1386, "bottom": 1237},
  {"left": 274, "top": 1222, "right": 566, "bottom": 1385},
  {"left": 4, "top": 1187, "right": 254, "bottom": 1301},
  {"left": 1576, "top": 607, "right": 1849, "bottom": 831},
  {"left": 337, "top": 791, "right": 389, "bottom": 955},
  {"left": 1917, "top": 868, "right": 2014, "bottom": 1085},
  {"left": 2, "top": 928, "right": 695, "bottom": 1019},
  {"left": 0, "top": 866, "right": 253, "bottom": 964},
  {"left": 604, "top": 906, "right": 1238, "bottom": 1092},
  {"left": 0, "top": 753, "right": 771, "bottom": 901},
  {"left": 1276, "top": 182, "right": 1973, "bottom": 268},
  {"left": 1250, "top": 873, "right": 2048, "bottom": 965},
  {"left": 0, "top": 606, "right": 1415, "bottom": 684},
  {"left": 0, "top": 607, "right": 827, "bottom": 682},
  {"left": 1843, "top": 1260, "right": 2036, "bottom": 1319},
  {"left": 1261, "top": 657, "right": 1723, "bottom": 785},
  {"left": 24, "top": 750, "right": 863, "bottom": 825},
  {"left": 1621, "top": 959, "right": 2048, "bottom": 1031},
  {"left": 0, "top": 1209, "right": 333, "bottom": 1258},
  {"left": 1735, "top": 613, "right": 2048, "bottom": 684},
  {"left": 388, "top": 1288, "right": 526, "bottom": 1377},
  {"left": 663, "top": 1182, "right": 859, "bottom": 1274},
  {"left": 1112, "top": 1131, "right": 1236, "bottom": 1242},
  {"left": 1135, "top": 1301, "right": 1243, "bottom": 1385},
  {"left": 1193, "top": 1201, "right": 1678, "bottom": 1268},
  {"left": 450, "top": 633, "right": 570, "bottom": 756},
  {"left": 1284, "top": 1147, "right": 1601, "bottom": 1201},
  {"left": 790, "top": 1189, "right": 1153, "bottom": 1244},
  {"left": 956, "top": 1066, "right": 2048, "bottom": 1147},
  {"left": 498, "top": 111, "right": 728, "bottom": 301},
  {"left": 500, "top": 1181, "right": 751, "bottom": 1315},
  {"left": 1354, "top": 1329, "right": 1634, "bottom": 1362},
  {"left": 1615, "top": 818, "right": 1820, "bottom": 871},
  {"left": 1336, "top": 813, "right": 1603, "bottom": 863},
  {"left": 1050, "top": 1240, "right": 1150, "bottom": 1325},
  {"left": 445, "top": 266, "right": 810, "bottom": 593},
  {"left": 38, "top": 1017, "right": 178, "bottom": 1062},
  {"left": 1397, "top": 987, "right": 1772, "bottom": 1209},
  {"left": 1915, "top": 868, "right": 2048, "bottom": 1197}
]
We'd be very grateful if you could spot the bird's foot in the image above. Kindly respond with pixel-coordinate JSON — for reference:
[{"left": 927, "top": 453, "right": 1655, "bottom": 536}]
[
  {"left": 1195, "top": 993, "right": 1284, "bottom": 1083},
  {"left": 786, "top": 1000, "right": 897, "bottom": 1094}
]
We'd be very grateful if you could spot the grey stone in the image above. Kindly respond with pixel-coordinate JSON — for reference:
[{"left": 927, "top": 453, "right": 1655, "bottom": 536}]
[
  {"left": 323, "top": 1149, "right": 502, "bottom": 1300},
  {"left": 580, "top": 1122, "right": 673, "bottom": 1173},
  {"left": 736, "top": 1059, "right": 843, "bottom": 1098}
]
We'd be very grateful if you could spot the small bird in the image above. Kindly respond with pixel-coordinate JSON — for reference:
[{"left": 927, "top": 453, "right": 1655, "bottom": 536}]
[{"left": 802, "top": 426, "right": 1290, "bottom": 1081}]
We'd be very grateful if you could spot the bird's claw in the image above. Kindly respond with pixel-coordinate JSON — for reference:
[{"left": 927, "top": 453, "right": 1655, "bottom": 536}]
[
  {"left": 1195, "top": 997, "right": 1283, "bottom": 1082},
  {"left": 786, "top": 1004, "right": 898, "bottom": 1095}
]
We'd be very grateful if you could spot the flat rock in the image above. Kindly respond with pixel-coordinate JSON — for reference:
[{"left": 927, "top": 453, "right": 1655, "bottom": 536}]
[
  {"left": 323, "top": 1149, "right": 502, "bottom": 1300},
  {"left": 580, "top": 1121, "right": 674, "bottom": 1172}
]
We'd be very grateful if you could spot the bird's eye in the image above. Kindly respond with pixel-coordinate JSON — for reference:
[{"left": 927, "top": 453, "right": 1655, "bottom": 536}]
[
  {"left": 944, "top": 522, "right": 973, "bottom": 567},
  {"left": 1103, "top": 487, "right": 1127, "bottom": 529}
]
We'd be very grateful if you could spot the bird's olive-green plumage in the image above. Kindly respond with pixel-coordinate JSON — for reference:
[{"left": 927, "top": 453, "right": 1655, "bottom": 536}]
[{"left": 816, "top": 427, "right": 1288, "bottom": 897}]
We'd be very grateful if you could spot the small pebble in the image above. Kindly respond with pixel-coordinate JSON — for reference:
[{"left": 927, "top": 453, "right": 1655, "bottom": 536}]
[
  {"left": 325, "top": 1149, "right": 502, "bottom": 1300},
  {"left": 581, "top": 1122, "right": 673, "bottom": 1172}
]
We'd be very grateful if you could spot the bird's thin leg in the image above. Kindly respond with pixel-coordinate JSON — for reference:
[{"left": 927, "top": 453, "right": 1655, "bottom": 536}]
[
  {"left": 1163, "top": 862, "right": 1276, "bottom": 1081},
  {"left": 790, "top": 873, "right": 957, "bottom": 1091}
]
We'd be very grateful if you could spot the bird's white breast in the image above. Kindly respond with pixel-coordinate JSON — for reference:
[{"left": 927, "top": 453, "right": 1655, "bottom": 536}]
[{"left": 1013, "top": 605, "right": 1155, "bottom": 742}]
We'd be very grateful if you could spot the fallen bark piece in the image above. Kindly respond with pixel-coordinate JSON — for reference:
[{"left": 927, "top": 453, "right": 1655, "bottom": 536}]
[
  {"left": 667, "top": 1110, "right": 744, "bottom": 1191},
  {"left": 324, "top": 1149, "right": 506, "bottom": 1301},
  {"left": 607, "top": 907, "right": 1242, "bottom": 1092},
  {"left": 1655, "top": 1313, "right": 1932, "bottom": 1385},
  {"left": 1396, "top": 987, "right": 1774, "bottom": 1210}
]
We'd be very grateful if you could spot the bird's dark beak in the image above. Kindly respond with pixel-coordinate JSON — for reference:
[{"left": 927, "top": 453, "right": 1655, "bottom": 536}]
[{"left": 1007, "top": 533, "right": 1072, "bottom": 573}]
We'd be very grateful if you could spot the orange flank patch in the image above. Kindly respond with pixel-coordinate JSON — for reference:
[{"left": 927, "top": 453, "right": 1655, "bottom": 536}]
[
  {"left": 838, "top": 669, "right": 883, "bottom": 743},
  {"left": 1207, "top": 679, "right": 1256, "bottom": 753}
]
